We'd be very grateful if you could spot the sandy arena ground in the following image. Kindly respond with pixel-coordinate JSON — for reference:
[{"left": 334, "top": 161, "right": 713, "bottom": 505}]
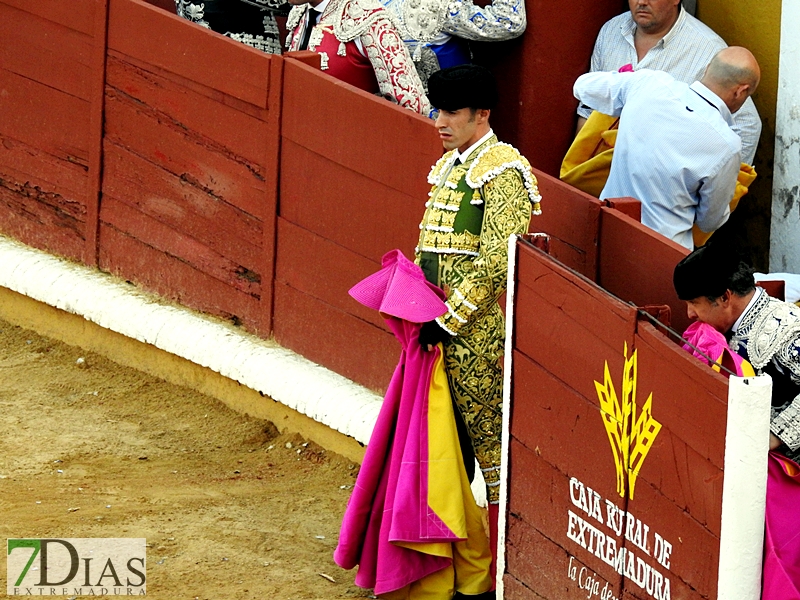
[{"left": 0, "top": 317, "right": 373, "bottom": 599}]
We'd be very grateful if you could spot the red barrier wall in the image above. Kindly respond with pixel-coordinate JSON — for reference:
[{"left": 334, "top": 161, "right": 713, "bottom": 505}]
[
  {"left": 505, "top": 239, "right": 728, "bottom": 599},
  {"left": 531, "top": 169, "right": 602, "bottom": 279},
  {"left": 0, "top": 0, "right": 107, "bottom": 263},
  {"left": 99, "top": 0, "right": 280, "bottom": 334},
  {"left": 274, "top": 60, "right": 441, "bottom": 391},
  {"left": 597, "top": 207, "right": 691, "bottom": 333},
  {"left": 0, "top": 9, "right": 751, "bottom": 597}
]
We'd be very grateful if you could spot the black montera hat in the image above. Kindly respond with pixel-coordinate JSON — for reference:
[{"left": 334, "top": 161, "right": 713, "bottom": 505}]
[
  {"left": 673, "top": 241, "right": 751, "bottom": 301},
  {"left": 427, "top": 65, "right": 498, "bottom": 112}
]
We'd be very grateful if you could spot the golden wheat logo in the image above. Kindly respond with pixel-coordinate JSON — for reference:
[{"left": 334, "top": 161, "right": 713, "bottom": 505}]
[{"left": 594, "top": 343, "right": 661, "bottom": 500}]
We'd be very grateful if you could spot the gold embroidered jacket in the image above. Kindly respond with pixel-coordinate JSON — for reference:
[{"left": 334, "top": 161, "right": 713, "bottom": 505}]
[{"left": 415, "top": 135, "right": 541, "bottom": 335}]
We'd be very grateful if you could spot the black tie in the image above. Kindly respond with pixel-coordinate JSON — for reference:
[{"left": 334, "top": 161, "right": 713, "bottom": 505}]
[{"left": 299, "top": 9, "right": 318, "bottom": 51}]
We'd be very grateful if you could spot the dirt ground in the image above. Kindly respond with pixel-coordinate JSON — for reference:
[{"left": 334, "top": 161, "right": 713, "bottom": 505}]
[{"left": 0, "top": 317, "right": 373, "bottom": 599}]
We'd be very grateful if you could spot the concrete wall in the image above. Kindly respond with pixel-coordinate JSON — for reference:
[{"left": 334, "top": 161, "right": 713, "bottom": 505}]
[
  {"left": 698, "top": 0, "right": 782, "bottom": 269},
  {"left": 770, "top": 0, "right": 800, "bottom": 272}
]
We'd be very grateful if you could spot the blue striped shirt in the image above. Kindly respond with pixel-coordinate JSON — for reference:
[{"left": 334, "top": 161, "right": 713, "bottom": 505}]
[{"left": 574, "top": 69, "right": 741, "bottom": 250}]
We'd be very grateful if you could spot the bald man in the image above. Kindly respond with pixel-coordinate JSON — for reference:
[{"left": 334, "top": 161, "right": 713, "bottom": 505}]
[
  {"left": 577, "top": 0, "right": 761, "bottom": 165},
  {"left": 572, "top": 47, "right": 759, "bottom": 250}
]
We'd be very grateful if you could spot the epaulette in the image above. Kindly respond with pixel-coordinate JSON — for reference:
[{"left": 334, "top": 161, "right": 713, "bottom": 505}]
[
  {"left": 332, "top": 0, "right": 397, "bottom": 42},
  {"left": 286, "top": 4, "right": 305, "bottom": 33},
  {"left": 427, "top": 151, "right": 458, "bottom": 186},
  {"left": 466, "top": 142, "right": 542, "bottom": 214}
]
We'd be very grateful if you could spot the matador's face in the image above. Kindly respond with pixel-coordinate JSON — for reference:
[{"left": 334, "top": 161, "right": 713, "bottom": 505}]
[{"left": 434, "top": 107, "right": 489, "bottom": 153}]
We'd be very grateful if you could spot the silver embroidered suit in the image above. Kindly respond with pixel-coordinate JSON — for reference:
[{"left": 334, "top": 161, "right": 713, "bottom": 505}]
[{"left": 729, "top": 289, "right": 800, "bottom": 460}]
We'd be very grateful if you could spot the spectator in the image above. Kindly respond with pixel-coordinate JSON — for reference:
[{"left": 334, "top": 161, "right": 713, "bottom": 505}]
[
  {"left": 175, "top": 0, "right": 288, "bottom": 54},
  {"left": 577, "top": 0, "right": 761, "bottom": 165},
  {"left": 285, "top": 0, "right": 432, "bottom": 115},
  {"left": 572, "top": 47, "right": 759, "bottom": 250}
]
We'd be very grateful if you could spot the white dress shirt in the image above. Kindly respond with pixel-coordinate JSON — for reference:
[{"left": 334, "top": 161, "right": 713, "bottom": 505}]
[
  {"left": 573, "top": 69, "right": 741, "bottom": 250},
  {"left": 579, "top": 7, "right": 761, "bottom": 165},
  {"left": 453, "top": 129, "right": 495, "bottom": 163}
]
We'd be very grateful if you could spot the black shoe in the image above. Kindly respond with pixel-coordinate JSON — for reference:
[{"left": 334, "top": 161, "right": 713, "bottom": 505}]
[{"left": 452, "top": 592, "right": 496, "bottom": 600}]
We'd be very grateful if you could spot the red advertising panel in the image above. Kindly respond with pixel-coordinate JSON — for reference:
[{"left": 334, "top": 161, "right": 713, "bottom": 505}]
[{"left": 506, "top": 239, "right": 728, "bottom": 600}]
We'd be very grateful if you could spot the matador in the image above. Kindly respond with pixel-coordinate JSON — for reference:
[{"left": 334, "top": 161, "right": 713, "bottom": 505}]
[
  {"left": 415, "top": 65, "right": 541, "bottom": 588},
  {"left": 378, "top": 0, "right": 526, "bottom": 85}
]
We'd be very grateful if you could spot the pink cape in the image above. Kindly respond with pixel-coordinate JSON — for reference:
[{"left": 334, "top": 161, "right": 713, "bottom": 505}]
[
  {"left": 681, "top": 321, "right": 752, "bottom": 376},
  {"left": 763, "top": 452, "right": 800, "bottom": 598},
  {"left": 333, "top": 317, "right": 462, "bottom": 594}
]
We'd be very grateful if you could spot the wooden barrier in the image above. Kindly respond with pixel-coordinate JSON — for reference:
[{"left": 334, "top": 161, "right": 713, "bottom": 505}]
[
  {"left": 274, "top": 59, "right": 441, "bottom": 391},
  {"left": 0, "top": 6, "right": 757, "bottom": 597},
  {"left": 0, "top": 0, "right": 107, "bottom": 263},
  {"left": 505, "top": 239, "right": 728, "bottom": 599},
  {"left": 99, "top": 0, "right": 280, "bottom": 334},
  {"left": 597, "top": 207, "right": 690, "bottom": 332},
  {"left": 532, "top": 169, "right": 603, "bottom": 279}
]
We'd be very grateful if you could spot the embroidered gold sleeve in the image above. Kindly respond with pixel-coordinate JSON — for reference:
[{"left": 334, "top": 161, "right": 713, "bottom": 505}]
[
  {"left": 435, "top": 168, "right": 531, "bottom": 335},
  {"left": 361, "top": 18, "right": 432, "bottom": 115}
]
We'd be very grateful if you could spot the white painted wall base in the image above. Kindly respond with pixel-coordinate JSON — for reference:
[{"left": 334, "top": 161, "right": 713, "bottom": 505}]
[{"left": 0, "top": 234, "right": 383, "bottom": 445}]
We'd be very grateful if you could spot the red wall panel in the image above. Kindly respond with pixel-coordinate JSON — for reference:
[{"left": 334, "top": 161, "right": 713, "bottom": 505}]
[
  {"left": 99, "top": 0, "right": 278, "bottom": 334},
  {"left": 107, "top": 0, "right": 270, "bottom": 108},
  {"left": 275, "top": 60, "right": 443, "bottom": 391},
  {"left": 0, "top": 0, "right": 101, "bottom": 262},
  {"left": 281, "top": 60, "right": 441, "bottom": 196},
  {"left": 273, "top": 281, "right": 399, "bottom": 392},
  {"left": 483, "top": 0, "right": 626, "bottom": 176},
  {"left": 530, "top": 168, "right": 602, "bottom": 279},
  {"left": 99, "top": 223, "right": 261, "bottom": 326},
  {"left": 598, "top": 207, "right": 690, "bottom": 332}
]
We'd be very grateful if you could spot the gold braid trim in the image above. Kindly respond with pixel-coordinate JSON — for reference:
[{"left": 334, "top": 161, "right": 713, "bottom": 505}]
[
  {"left": 427, "top": 151, "right": 458, "bottom": 186},
  {"left": 466, "top": 142, "right": 542, "bottom": 215}
]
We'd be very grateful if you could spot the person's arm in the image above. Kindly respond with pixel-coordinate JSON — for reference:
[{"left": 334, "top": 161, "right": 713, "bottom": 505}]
[
  {"left": 730, "top": 97, "right": 761, "bottom": 166},
  {"left": 694, "top": 151, "right": 739, "bottom": 234},
  {"left": 436, "top": 167, "right": 534, "bottom": 335},
  {"left": 441, "top": 0, "right": 525, "bottom": 41},
  {"left": 573, "top": 70, "right": 636, "bottom": 119},
  {"left": 361, "top": 19, "right": 432, "bottom": 115},
  {"left": 770, "top": 335, "right": 800, "bottom": 453}
]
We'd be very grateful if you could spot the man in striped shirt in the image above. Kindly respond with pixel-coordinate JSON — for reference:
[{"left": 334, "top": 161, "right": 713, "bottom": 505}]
[{"left": 577, "top": 0, "right": 761, "bottom": 165}]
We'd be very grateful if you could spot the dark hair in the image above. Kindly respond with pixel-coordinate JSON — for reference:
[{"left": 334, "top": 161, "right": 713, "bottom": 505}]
[
  {"left": 726, "top": 261, "right": 756, "bottom": 297},
  {"left": 674, "top": 242, "right": 755, "bottom": 301}
]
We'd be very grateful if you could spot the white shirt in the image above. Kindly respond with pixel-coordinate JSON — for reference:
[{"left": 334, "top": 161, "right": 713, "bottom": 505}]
[
  {"left": 453, "top": 129, "right": 495, "bottom": 163},
  {"left": 579, "top": 8, "right": 761, "bottom": 165},
  {"left": 731, "top": 287, "right": 763, "bottom": 334},
  {"left": 573, "top": 69, "right": 741, "bottom": 250}
]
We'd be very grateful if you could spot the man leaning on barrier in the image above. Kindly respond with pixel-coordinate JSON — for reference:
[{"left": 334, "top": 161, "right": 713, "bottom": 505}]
[{"left": 674, "top": 241, "right": 800, "bottom": 595}]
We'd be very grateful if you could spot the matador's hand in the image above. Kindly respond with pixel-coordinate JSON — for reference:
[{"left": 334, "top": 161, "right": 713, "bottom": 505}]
[{"left": 418, "top": 320, "right": 451, "bottom": 351}]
